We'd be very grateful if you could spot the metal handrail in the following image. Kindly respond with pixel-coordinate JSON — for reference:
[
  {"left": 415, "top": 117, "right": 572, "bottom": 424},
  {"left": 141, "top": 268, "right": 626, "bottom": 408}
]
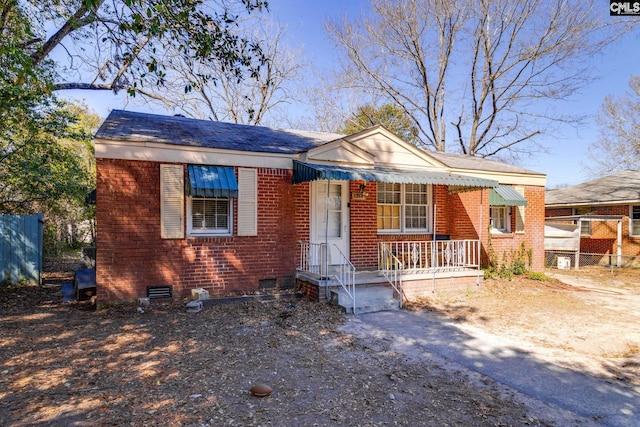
[
  {"left": 379, "top": 243, "right": 404, "bottom": 308},
  {"left": 330, "top": 244, "right": 356, "bottom": 314},
  {"left": 298, "top": 241, "right": 325, "bottom": 275},
  {"left": 298, "top": 241, "right": 356, "bottom": 312}
]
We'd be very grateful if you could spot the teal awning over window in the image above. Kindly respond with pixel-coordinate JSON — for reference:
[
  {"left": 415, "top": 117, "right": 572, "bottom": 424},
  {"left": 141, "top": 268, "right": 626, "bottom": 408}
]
[
  {"left": 292, "top": 160, "right": 498, "bottom": 191},
  {"left": 489, "top": 185, "right": 527, "bottom": 206},
  {"left": 187, "top": 165, "right": 238, "bottom": 198}
]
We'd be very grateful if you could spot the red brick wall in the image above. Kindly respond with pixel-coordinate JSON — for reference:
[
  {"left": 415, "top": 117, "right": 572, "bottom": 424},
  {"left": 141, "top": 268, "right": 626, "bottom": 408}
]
[
  {"left": 348, "top": 183, "right": 546, "bottom": 272},
  {"left": 545, "top": 207, "right": 572, "bottom": 217},
  {"left": 96, "top": 159, "right": 299, "bottom": 303},
  {"left": 546, "top": 205, "right": 640, "bottom": 257},
  {"left": 485, "top": 186, "right": 545, "bottom": 271},
  {"left": 293, "top": 182, "right": 310, "bottom": 269},
  {"left": 97, "top": 159, "right": 547, "bottom": 303}
]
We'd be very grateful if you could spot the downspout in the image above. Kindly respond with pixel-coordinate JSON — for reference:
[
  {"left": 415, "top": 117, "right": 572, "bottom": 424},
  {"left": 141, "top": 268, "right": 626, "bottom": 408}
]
[
  {"left": 576, "top": 218, "right": 582, "bottom": 270},
  {"left": 432, "top": 202, "right": 437, "bottom": 292},
  {"left": 324, "top": 179, "right": 330, "bottom": 300},
  {"left": 478, "top": 190, "right": 483, "bottom": 286},
  {"left": 432, "top": 202, "right": 437, "bottom": 241},
  {"left": 617, "top": 219, "right": 622, "bottom": 268}
]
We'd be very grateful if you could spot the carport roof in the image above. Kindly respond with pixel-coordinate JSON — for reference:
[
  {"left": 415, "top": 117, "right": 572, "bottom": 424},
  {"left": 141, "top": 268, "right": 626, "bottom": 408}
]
[{"left": 546, "top": 170, "right": 640, "bottom": 207}]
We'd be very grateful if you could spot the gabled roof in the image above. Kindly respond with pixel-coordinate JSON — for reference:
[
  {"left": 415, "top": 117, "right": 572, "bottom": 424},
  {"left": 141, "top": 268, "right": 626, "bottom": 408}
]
[
  {"left": 545, "top": 170, "right": 640, "bottom": 207},
  {"left": 95, "top": 110, "right": 543, "bottom": 185},
  {"left": 95, "top": 110, "right": 342, "bottom": 154}
]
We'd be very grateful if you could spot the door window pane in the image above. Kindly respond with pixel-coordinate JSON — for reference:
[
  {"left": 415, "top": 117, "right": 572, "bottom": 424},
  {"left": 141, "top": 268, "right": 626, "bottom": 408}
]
[{"left": 317, "top": 183, "right": 342, "bottom": 238}]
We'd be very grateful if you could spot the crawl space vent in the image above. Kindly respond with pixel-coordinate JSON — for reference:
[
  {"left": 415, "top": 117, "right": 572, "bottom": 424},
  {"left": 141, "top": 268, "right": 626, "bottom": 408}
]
[
  {"left": 259, "top": 278, "right": 277, "bottom": 289},
  {"left": 147, "top": 286, "right": 172, "bottom": 299}
]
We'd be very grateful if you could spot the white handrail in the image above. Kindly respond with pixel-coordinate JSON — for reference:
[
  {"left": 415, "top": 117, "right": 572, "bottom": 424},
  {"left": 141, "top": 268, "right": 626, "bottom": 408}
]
[
  {"left": 330, "top": 244, "right": 356, "bottom": 314},
  {"left": 298, "top": 241, "right": 356, "bottom": 312},
  {"left": 379, "top": 243, "right": 404, "bottom": 308},
  {"left": 298, "top": 241, "right": 326, "bottom": 275}
]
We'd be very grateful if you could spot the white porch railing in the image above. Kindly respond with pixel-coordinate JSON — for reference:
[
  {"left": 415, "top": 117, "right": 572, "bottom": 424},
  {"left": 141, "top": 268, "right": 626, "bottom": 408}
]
[
  {"left": 330, "top": 244, "right": 356, "bottom": 313},
  {"left": 298, "top": 241, "right": 356, "bottom": 313},
  {"left": 378, "top": 243, "right": 404, "bottom": 308},
  {"left": 298, "top": 241, "right": 325, "bottom": 275},
  {"left": 378, "top": 240, "right": 481, "bottom": 271}
]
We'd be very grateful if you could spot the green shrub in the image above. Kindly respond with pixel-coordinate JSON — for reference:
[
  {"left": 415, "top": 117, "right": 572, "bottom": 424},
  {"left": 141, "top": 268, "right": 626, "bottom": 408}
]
[{"left": 484, "top": 238, "right": 534, "bottom": 280}]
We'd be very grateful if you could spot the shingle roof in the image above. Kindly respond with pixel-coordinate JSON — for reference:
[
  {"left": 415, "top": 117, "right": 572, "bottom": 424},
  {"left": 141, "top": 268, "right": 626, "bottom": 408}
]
[
  {"left": 95, "top": 110, "right": 542, "bottom": 178},
  {"left": 545, "top": 170, "right": 640, "bottom": 206},
  {"left": 95, "top": 110, "right": 343, "bottom": 154},
  {"left": 426, "top": 150, "right": 543, "bottom": 176}
]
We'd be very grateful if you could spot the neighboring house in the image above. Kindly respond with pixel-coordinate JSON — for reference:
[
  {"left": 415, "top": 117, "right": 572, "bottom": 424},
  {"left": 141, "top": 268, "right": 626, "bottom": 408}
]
[
  {"left": 545, "top": 170, "right": 640, "bottom": 266},
  {"left": 94, "top": 110, "right": 546, "bottom": 305}
]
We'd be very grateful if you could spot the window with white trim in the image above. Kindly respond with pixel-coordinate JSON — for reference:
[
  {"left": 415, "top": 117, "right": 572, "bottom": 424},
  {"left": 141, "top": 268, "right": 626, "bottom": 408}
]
[
  {"left": 574, "top": 207, "right": 591, "bottom": 235},
  {"left": 188, "top": 197, "right": 232, "bottom": 236},
  {"left": 490, "top": 207, "right": 510, "bottom": 233},
  {"left": 631, "top": 205, "right": 640, "bottom": 236},
  {"left": 377, "top": 183, "right": 431, "bottom": 233}
]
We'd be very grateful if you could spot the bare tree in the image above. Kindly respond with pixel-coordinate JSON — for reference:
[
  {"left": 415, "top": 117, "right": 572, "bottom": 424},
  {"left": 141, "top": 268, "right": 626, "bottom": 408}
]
[
  {"left": 325, "top": 0, "right": 638, "bottom": 159},
  {"left": 134, "top": 19, "right": 304, "bottom": 126},
  {"left": 588, "top": 76, "right": 640, "bottom": 175},
  {"left": 14, "top": 0, "right": 268, "bottom": 95}
]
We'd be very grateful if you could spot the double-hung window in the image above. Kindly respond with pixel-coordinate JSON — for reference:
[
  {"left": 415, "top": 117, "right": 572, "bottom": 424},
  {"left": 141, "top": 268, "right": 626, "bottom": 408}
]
[
  {"left": 186, "top": 165, "right": 238, "bottom": 237},
  {"left": 189, "top": 197, "right": 231, "bottom": 235},
  {"left": 377, "top": 183, "right": 430, "bottom": 233},
  {"left": 631, "top": 205, "right": 640, "bottom": 236},
  {"left": 490, "top": 207, "right": 510, "bottom": 233},
  {"left": 574, "top": 207, "right": 591, "bottom": 236}
]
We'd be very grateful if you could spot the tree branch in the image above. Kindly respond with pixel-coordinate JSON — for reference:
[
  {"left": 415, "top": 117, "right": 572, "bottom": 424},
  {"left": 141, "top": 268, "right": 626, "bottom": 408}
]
[{"left": 30, "top": 1, "right": 103, "bottom": 67}]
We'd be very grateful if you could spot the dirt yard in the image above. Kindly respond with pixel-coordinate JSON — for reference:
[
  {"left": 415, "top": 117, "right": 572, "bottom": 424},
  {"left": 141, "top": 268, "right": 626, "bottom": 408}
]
[
  {"left": 1, "top": 260, "right": 638, "bottom": 426},
  {"left": 406, "top": 267, "right": 640, "bottom": 389}
]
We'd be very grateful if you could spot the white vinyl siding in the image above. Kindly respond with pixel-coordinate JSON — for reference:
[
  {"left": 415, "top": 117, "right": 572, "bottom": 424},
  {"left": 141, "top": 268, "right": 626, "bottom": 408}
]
[
  {"left": 160, "top": 164, "right": 185, "bottom": 239},
  {"left": 237, "top": 168, "right": 258, "bottom": 236}
]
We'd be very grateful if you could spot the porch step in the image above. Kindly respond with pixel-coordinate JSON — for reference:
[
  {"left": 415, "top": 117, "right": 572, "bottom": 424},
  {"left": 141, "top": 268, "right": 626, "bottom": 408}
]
[{"left": 330, "top": 285, "right": 400, "bottom": 315}]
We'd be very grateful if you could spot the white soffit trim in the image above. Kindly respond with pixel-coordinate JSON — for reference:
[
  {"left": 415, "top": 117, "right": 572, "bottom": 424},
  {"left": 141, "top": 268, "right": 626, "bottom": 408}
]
[
  {"left": 95, "top": 139, "right": 294, "bottom": 169},
  {"left": 448, "top": 168, "right": 547, "bottom": 187}
]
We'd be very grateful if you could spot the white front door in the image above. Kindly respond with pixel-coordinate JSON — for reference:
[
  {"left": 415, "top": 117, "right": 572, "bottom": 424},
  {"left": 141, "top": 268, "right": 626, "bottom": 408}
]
[{"left": 311, "top": 181, "right": 349, "bottom": 266}]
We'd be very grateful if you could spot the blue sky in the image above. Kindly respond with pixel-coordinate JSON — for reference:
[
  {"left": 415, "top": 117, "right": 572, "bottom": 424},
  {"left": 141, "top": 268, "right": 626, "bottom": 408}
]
[{"left": 61, "top": 1, "right": 639, "bottom": 189}]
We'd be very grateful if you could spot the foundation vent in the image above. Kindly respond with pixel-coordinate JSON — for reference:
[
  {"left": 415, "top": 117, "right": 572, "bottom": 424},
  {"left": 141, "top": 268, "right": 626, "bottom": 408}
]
[{"left": 147, "top": 285, "right": 172, "bottom": 299}]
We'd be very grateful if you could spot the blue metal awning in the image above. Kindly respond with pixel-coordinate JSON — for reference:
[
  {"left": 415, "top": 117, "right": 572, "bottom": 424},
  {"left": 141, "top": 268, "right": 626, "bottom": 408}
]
[
  {"left": 489, "top": 185, "right": 527, "bottom": 206},
  {"left": 187, "top": 165, "right": 238, "bottom": 198},
  {"left": 292, "top": 160, "right": 498, "bottom": 190}
]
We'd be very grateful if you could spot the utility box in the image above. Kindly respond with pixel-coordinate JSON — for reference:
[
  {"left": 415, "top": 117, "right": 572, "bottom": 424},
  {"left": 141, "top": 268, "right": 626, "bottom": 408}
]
[{"left": 557, "top": 256, "right": 571, "bottom": 270}]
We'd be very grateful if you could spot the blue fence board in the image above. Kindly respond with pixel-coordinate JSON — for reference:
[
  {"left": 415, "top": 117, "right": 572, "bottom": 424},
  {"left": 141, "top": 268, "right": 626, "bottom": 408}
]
[{"left": 0, "top": 214, "right": 43, "bottom": 286}]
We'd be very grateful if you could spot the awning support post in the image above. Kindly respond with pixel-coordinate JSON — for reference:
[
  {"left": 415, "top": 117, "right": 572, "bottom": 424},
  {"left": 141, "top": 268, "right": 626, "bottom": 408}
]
[{"left": 324, "top": 180, "right": 330, "bottom": 301}]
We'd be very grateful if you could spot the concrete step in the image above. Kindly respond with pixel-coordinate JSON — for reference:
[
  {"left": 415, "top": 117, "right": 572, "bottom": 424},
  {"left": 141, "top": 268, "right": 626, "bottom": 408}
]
[{"left": 330, "top": 285, "right": 400, "bottom": 314}]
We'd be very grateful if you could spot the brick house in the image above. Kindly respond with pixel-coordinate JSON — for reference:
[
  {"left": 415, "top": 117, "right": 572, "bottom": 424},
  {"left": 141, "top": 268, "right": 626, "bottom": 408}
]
[
  {"left": 95, "top": 110, "right": 546, "bottom": 305},
  {"left": 545, "top": 170, "right": 640, "bottom": 267}
]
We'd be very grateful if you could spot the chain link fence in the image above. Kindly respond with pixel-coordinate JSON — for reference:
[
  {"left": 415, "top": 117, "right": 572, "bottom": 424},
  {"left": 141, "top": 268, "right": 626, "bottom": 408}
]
[{"left": 545, "top": 250, "right": 640, "bottom": 271}]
